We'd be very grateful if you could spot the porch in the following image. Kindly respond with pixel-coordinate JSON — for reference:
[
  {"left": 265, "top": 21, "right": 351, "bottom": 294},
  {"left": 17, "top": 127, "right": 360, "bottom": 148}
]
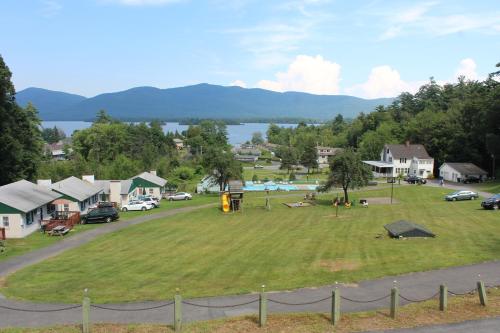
[
  {"left": 41, "top": 211, "right": 81, "bottom": 232},
  {"left": 363, "top": 161, "right": 394, "bottom": 178}
]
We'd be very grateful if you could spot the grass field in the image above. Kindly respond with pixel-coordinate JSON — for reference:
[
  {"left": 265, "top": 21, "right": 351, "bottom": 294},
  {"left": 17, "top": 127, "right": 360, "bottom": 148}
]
[
  {"left": 2, "top": 186, "right": 500, "bottom": 303},
  {"left": 2, "top": 288, "right": 500, "bottom": 332},
  {"left": 470, "top": 180, "right": 500, "bottom": 194},
  {"left": 0, "top": 194, "right": 217, "bottom": 263}
]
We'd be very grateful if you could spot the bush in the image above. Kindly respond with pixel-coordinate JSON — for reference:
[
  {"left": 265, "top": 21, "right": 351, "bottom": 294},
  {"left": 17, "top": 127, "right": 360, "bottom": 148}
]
[
  {"left": 173, "top": 166, "right": 195, "bottom": 181},
  {"left": 289, "top": 172, "right": 296, "bottom": 181},
  {"left": 252, "top": 174, "right": 259, "bottom": 182},
  {"left": 275, "top": 177, "right": 283, "bottom": 182},
  {"left": 263, "top": 177, "right": 270, "bottom": 182}
]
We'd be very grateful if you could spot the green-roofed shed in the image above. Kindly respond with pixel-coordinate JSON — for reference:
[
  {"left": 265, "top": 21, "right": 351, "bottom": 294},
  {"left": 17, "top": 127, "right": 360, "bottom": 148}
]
[{"left": 384, "top": 220, "right": 435, "bottom": 238}]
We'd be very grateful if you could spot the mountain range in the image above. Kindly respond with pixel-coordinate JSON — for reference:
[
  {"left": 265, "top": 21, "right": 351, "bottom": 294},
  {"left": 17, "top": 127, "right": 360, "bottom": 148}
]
[{"left": 15, "top": 84, "right": 394, "bottom": 122}]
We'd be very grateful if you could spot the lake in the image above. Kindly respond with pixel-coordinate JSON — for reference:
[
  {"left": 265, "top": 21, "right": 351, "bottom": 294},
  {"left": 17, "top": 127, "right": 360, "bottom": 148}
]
[{"left": 41, "top": 121, "right": 300, "bottom": 145}]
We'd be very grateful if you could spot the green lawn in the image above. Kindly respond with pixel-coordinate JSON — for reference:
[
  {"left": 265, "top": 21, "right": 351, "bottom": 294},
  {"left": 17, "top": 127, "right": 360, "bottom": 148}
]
[
  {"left": 0, "top": 194, "right": 218, "bottom": 263},
  {"left": 2, "top": 186, "right": 500, "bottom": 303},
  {"left": 469, "top": 180, "right": 500, "bottom": 194}
]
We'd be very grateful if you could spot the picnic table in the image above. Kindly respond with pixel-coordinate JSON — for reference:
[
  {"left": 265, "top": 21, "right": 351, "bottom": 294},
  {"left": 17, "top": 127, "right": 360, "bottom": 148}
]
[{"left": 48, "top": 225, "right": 70, "bottom": 236}]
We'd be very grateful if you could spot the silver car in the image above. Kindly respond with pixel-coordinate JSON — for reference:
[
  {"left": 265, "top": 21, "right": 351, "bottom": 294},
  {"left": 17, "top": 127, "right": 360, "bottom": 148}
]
[
  {"left": 167, "top": 192, "right": 192, "bottom": 201},
  {"left": 445, "top": 190, "right": 479, "bottom": 201}
]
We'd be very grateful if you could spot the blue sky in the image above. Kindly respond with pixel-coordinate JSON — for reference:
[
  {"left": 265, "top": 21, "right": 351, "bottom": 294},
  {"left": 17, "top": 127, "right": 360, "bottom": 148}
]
[{"left": 1, "top": 0, "right": 499, "bottom": 98}]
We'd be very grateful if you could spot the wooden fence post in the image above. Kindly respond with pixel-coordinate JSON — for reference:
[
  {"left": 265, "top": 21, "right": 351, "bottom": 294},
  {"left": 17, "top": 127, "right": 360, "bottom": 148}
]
[
  {"left": 477, "top": 281, "right": 488, "bottom": 306},
  {"left": 259, "top": 285, "right": 267, "bottom": 327},
  {"left": 331, "top": 285, "right": 340, "bottom": 326},
  {"left": 439, "top": 284, "right": 447, "bottom": 311},
  {"left": 390, "top": 281, "right": 399, "bottom": 319},
  {"left": 82, "top": 288, "right": 90, "bottom": 333},
  {"left": 174, "top": 289, "right": 182, "bottom": 332}
]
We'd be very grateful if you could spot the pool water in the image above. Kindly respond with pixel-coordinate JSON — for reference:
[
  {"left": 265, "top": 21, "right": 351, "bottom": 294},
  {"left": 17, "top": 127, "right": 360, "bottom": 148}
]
[{"left": 243, "top": 181, "right": 318, "bottom": 191}]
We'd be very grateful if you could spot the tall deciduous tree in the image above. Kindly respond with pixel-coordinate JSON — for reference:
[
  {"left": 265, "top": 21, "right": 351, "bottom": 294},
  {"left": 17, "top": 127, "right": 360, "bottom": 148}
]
[
  {"left": 300, "top": 139, "right": 318, "bottom": 173},
  {"left": 0, "top": 55, "right": 43, "bottom": 185},
  {"left": 202, "top": 147, "right": 242, "bottom": 191},
  {"left": 321, "top": 148, "right": 372, "bottom": 203},
  {"left": 278, "top": 146, "right": 298, "bottom": 173}
]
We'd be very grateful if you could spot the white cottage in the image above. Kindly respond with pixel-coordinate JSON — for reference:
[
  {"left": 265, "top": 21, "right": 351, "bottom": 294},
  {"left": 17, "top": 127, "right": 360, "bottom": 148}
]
[
  {"left": 439, "top": 163, "right": 488, "bottom": 182},
  {"left": 50, "top": 176, "right": 103, "bottom": 214},
  {"left": 364, "top": 142, "right": 434, "bottom": 178},
  {"left": 0, "top": 180, "right": 62, "bottom": 238}
]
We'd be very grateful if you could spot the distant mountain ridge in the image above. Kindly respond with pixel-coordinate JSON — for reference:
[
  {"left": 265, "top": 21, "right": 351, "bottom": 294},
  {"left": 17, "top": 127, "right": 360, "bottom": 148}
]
[{"left": 16, "top": 84, "right": 394, "bottom": 121}]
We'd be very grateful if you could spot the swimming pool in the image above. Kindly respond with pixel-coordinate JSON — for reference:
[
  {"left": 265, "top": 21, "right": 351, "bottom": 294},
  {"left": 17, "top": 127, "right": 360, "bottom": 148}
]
[{"left": 243, "top": 181, "right": 318, "bottom": 191}]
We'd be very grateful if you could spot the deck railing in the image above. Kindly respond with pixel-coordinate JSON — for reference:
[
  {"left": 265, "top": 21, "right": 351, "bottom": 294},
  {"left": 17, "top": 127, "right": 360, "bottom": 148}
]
[{"left": 42, "top": 211, "right": 81, "bottom": 232}]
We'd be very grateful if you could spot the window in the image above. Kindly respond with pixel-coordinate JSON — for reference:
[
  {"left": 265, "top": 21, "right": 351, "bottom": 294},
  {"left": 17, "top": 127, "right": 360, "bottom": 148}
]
[
  {"left": 26, "top": 211, "right": 34, "bottom": 225},
  {"left": 400, "top": 158, "right": 407, "bottom": 163},
  {"left": 2, "top": 216, "right": 9, "bottom": 227},
  {"left": 64, "top": 204, "right": 69, "bottom": 212},
  {"left": 149, "top": 188, "right": 154, "bottom": 195}
]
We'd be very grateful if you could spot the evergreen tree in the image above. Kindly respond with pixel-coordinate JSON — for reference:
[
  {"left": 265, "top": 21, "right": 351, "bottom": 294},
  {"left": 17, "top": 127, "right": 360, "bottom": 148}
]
[{"left": 0, "top": 55, "right": 43, "bottom": 185}]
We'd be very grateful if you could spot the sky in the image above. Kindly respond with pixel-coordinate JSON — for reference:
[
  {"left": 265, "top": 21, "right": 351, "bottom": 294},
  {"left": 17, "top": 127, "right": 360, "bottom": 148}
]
[{"left": 1, "top": 0, "right": 499, "bottom": 98}]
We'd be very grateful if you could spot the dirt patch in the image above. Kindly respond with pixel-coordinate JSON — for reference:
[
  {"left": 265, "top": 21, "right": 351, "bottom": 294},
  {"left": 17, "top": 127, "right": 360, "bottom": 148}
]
[
  {"left": 317, "top": 259, "right": 362, "bottom": 272},
  {"left": 361, "top": 197, "right": 399, "bottom": 205}
]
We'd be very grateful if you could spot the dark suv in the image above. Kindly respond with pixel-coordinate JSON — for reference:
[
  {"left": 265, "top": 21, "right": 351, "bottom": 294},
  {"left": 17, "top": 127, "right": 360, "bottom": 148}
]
[
  {"left": 406, "top": 176, "right": 427, "bottom": 184},
  {"left": 462, "top": 176, "right": 481, "bottom": 184},
  {"left": 481, "top": 194, "right": 500, "bottom": 210},
  {"left": 82, "top": 207, "right": 119, "bottom": 224}
]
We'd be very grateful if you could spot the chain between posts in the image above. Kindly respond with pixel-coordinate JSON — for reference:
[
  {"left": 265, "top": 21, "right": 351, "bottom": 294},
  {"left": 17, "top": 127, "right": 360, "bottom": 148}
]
[
  {"left": 182, "top": 299, "right": 259, "bottom": 308},
  {"left": 399, "top": 291, "right": 440, "bottom": 303},
  {"left": 0, "top": 304, "right": 81, "bottom": 312},
  {"left": 267, "top": 295, "right": 332, "bottom": 306},
  {"left": 91, "top": 302, "right": 174, "bottom": 311}
]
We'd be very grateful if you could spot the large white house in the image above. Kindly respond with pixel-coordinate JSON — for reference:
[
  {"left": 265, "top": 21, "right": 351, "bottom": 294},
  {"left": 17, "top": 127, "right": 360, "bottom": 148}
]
[
  {"left": 317, "top": 146, "right": 343, "bottom": 166},
  {"left": 0, "top": 180, "right": 62, "bottom": 238},
  {"left": 439, "top": 163, "right": 488, "bottom": 182},
  {"left": 364, "top": 142, "right": 434, "bottom": 178}
]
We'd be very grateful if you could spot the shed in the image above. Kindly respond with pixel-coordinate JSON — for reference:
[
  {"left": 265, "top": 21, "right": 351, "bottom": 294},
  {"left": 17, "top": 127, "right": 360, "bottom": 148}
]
[{"left": 384, "top": 220, "right": 435, "bottom": 238}]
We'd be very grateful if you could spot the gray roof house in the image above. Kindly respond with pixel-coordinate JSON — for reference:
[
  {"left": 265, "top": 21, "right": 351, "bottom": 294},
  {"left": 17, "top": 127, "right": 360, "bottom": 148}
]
[
  {"left": 0, "top": 180, "right": 62, "bottom": 238},
  {"left": 51, "top": 176, "right": 102, "bottom": 213},
  {"left": 439, "top": 162, "right": 488, "bottom": 182}
]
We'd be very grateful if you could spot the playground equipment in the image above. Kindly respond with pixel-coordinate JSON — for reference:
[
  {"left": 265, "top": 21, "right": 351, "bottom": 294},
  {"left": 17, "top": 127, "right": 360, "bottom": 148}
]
[{"left": 221, "top": 180, "right": 244, "bottom": 213}]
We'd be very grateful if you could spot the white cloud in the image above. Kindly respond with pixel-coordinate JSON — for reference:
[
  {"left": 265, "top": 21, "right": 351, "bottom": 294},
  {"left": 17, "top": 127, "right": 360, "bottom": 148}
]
[
  {"left": 455, "top": 58, "right": 478, "bottom": 80},
  {"left": 376, "top": 3, "right": 500, "bottom": 40},
  {"left": 345, "top": 65, "right": 423, "bottom": 99},
  {"left": 256, "top": 55, "right": 341, "bottom": 95},
  {"left": 230, "top": 80, "right": 247, "bottom": 88},
  {"left": 110, "top": 0, "right": 181, "bottom": 5}
]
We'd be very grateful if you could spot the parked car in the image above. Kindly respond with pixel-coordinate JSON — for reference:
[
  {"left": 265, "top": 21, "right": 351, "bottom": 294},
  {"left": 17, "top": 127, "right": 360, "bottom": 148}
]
[
  {"left": 406, "top": 176, "right": 427, "bottom": 184},
  {"left": 137, "top": 195, "right": 160, "bottom": 208},
  {"left": 481, "top": 194, "right": 500, "bottom": 210},
  {"left": 82, "top": 207, "right": 119, "bottom": 224},
  {"left": 166, "top": 192, "right": 193, "bottom": 201},
  {"left": 445, "top": 190, "right": 479, "bottom": 201},
  {"left": 462, "top": 176, "right": 482, "bottom": 184},
  {"left": 121, "top": 200, "right": 154, "bottom": 211},
  {"left": 254, "top": 164, "right": 264, "bottom": 169}
]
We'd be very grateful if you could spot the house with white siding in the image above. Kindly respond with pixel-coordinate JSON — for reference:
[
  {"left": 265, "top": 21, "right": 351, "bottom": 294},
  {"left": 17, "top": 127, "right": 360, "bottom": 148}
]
[
  {"left": 316, "top": 146, "right": 343, "bottom": 166},
  {"left": 439, "top": 163, "right": 488, "bottom": 182},
  {"left": 129, "top": 171, "right": 167, "bottom": 199},
  {"left": 364, "top": 142, "right": 434, "bottom": 179},
  {"left": 49, "top": 176, "right": 102, "bottom": 214},
  {"left": 0, "top": 180, "right": 62, "bottom": 238}
]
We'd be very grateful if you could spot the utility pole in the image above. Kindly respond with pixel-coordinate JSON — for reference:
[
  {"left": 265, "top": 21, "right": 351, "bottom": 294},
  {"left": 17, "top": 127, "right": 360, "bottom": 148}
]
[{"left": 391, "top": 177, "right": 394, "bottom": 204}]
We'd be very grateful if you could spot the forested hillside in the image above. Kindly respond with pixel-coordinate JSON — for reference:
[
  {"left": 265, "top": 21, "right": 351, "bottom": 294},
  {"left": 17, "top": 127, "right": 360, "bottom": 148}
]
[{"left": 267, "top": 66, "right": 500, "bottom": 176}]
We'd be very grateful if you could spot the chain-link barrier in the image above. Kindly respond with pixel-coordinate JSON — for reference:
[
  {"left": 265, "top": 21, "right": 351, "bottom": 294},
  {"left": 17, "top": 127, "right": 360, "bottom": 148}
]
[
  {"left": 90, "top": 301, "right": 174, "bottom": 311},
  {"left": 340, "top": 294, "right": 391, "bottom": 303},
  {"left": 399, "top": 291, "right": 440, "bottom": 303},
  {"left": 447, "top": 288, "right": 476, "bottom": 296},
  {"left": 0, "top": 304, "right": 81, "bottom": 313},
  {"left": 182, "top": 298, "right": 259, "bottom": 309},
  {"left": 268, "top": 295, "right": 331, "bottom": 306}
]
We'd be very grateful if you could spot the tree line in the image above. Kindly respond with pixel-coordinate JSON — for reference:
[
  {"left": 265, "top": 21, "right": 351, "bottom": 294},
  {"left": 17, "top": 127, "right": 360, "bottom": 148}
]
[{"left": 267, "top": 65, "right": 500, "bottom": 177}]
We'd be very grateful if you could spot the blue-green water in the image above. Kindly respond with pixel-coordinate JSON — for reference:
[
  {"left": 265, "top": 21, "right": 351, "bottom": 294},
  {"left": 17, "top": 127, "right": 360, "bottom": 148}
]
[{"left": 41, "top": 121, "right": 300, "bottom": 145}]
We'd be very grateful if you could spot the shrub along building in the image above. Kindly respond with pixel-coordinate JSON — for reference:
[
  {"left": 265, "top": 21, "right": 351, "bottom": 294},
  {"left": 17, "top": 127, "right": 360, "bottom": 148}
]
[
  {"left": 0, "top": 180, "right": 62, "bottom": 238},
  {"left": 363, "top": 142, "right": 434, "bottom": 179},
  {"left": 48, "top": 176, "right": 103, "bottom": 214}
]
